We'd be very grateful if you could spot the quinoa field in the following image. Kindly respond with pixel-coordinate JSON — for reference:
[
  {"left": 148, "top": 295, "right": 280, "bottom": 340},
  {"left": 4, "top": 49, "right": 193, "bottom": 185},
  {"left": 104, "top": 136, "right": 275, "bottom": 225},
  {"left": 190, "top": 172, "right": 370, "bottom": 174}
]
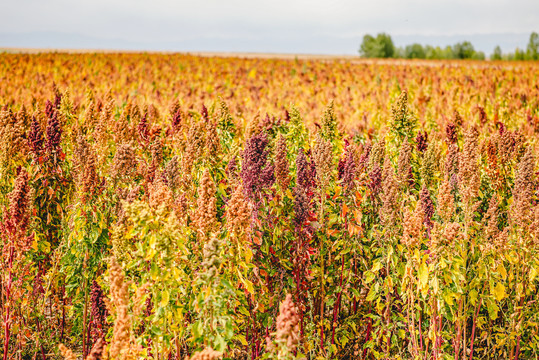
[{"left": 1, "top": 52, "right": 539, "bottom": 359}]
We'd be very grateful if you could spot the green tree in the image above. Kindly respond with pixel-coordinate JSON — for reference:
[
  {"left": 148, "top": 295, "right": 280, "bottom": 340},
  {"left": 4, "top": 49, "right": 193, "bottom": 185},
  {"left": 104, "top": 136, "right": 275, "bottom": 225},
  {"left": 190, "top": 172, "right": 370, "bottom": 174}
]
[
  {"left": 514, "top": 48, "right": 526, "bottom": 60},
  {"left": 491, "top": 45, "right": 503, "bottom": 60},
  {"left": 404, "top": 43, "right": 426, "bottom": 59},
  {"left": 359, "top": 33, "right": 395, "bottom": 58},
  {"left": 425, "top": 45, "right": 455, "bottom": 59},
  {"left": 452, "top": 41, "right": 476, "bottom": 59},
  {"left": 394, "top": 46, "right": 405, "bottom": 58},
  {"left": 472, "top": 51, "right": 485, "bottom": 60},
  {"left": 424, "top": 45, "right": 440, "bottom": 59},
  {"left": 527, "top": 32, "right": 539, "bottom": 60}
]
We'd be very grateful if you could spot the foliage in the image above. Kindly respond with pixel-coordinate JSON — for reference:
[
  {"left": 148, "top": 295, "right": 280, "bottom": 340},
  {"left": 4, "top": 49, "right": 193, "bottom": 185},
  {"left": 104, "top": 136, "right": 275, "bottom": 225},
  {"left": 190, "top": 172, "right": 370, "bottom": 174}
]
[
  {"left": 0, "top": 52, "right": 539, "bottom": 359},
  {"left": 360, "top": 32, "right": 539, "bottom": 61},
  {"left": 359, "top": 33, "right": 395, "bottom": 58}
]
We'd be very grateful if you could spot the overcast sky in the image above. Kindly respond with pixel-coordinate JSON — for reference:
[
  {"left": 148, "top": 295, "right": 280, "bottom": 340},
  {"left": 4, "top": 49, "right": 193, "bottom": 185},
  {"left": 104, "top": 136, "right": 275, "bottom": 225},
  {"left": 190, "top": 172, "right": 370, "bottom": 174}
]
[{"left": 1, "top": 0, "right": 538, "bottom": 54}]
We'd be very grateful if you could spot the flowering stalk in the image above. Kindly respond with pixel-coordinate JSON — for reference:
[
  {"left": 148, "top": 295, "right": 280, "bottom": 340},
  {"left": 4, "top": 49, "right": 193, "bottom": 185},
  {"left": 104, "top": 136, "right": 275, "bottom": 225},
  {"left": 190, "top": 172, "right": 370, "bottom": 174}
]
[{"left": 1, "top": 169, "right": 31, "bottom": 360}]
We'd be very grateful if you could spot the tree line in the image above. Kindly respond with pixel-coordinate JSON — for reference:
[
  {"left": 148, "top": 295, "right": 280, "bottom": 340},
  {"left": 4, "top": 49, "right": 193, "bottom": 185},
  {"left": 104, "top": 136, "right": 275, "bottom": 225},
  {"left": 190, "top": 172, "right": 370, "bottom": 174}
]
[{"left": 359, "top": 32, "right": 539, "bottom": 60}]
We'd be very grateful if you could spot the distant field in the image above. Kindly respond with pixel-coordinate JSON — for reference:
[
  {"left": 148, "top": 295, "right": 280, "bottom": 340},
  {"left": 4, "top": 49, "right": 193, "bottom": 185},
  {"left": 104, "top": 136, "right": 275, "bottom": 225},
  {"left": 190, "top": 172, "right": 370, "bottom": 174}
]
[
  {"left": 1, "top": 46, "right": 522, "bottom": 66},
  {"left": 1, "top": 46, "right": 359, "bottom": 58}
]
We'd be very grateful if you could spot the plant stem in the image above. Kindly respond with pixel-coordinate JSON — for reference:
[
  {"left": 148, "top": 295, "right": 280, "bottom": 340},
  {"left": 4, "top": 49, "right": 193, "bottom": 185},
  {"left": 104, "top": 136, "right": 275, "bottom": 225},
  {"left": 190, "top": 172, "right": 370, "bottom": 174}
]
[
  {"left": 362, "top": 309, "right": 372, "bottom": 360},
  {"left": 295, "top": 231, "right": 305, "bottom": 338},
  {"left": 60, "top": 283, "right": 65, "bottom": 341},
  {"left": 455, "top": 297, "right": 463, "bottom": 360},
  {"left": 385, "top": 273, "right": 391, "bottom": 356},
  {"left": 318, "top": 192, "right": 326, "bottom": 353},
  {"left": 175, "top": 334, "right": 181, "bottom": 360},
  {"left": 35, "top": 318, "right": 47, "bottom": 360},
  {"left": 407, "top": 284, "right": 418, "bottom": 357},
  {"left": 3, "top": 245, "right": 14, "bottom": 360},
  {"left": 82, "top": 252, "right": 90, "bottom": 358},
  {"left": 513, "top": 289, "right": 526, "bottom": 360},
  {"left": 418, "top": 307, "right": 423, "bottom": 353},
  {"left": 437, "top": 311, "right": 442, "bottom": 359},
  {"left": 468, "top": 296, "right": 483, "bottom": 360},
  {"left": 330, "top": 257, "right": 345, "bottom": 344}
]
